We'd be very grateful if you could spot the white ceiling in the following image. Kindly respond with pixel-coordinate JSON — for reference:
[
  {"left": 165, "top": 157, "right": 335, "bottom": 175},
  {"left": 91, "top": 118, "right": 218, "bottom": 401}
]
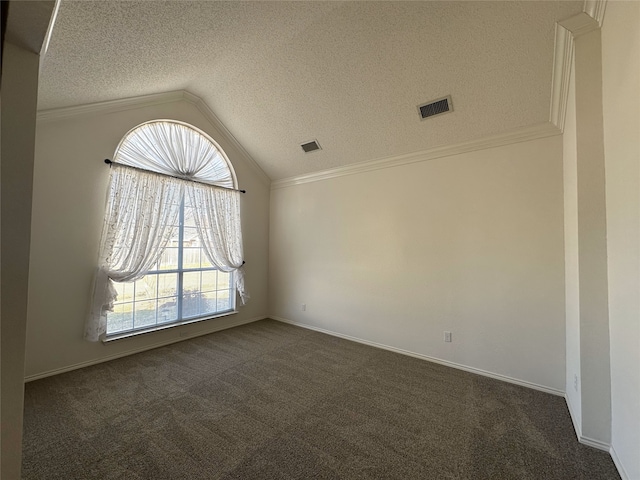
[{"left": 38, "top": 1, "right": 583, "bottom": 181}]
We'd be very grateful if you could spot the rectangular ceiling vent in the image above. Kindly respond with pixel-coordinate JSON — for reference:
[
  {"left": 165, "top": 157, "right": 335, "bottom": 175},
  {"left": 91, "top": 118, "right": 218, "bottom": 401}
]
[
  {"left": 418, "top": 95, "right": 453, "bottom": 120},
  {"left": 301, "top": 140, "right": 321, "bottom": 153}
]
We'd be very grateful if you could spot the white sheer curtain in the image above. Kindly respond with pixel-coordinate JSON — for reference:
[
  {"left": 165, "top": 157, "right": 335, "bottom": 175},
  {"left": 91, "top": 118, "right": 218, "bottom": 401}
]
[
  {"left": 188, "top": 182, "right": 249, "bottom": 304},
  {"left": 86, "top": 120, "right": 247, "bottom": 342},
  {"left": 86, "top": 166, "right": 184, "bottom": 341},
  {"left": 115, "top": 120, "right": 235, "bottom": 188}
]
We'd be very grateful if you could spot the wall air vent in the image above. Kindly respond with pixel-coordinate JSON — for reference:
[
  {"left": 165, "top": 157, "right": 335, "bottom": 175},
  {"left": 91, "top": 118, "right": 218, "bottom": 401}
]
[
  {"left": 301, "top": 140, "right": 321, "bottom": 153},
  {"left": 418, "top": 95, "right": 453, "bottom": 120}
]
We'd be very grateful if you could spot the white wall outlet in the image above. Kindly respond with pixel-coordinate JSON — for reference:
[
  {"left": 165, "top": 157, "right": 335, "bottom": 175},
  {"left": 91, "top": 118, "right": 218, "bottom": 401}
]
[
  {"left": 444, "top": 331, "right": 452, "bottom": 342},
  {"left": 574, "top": 374, "right": 578, "bottom": 392},
  {"left": 302, "top": 303, "right": 306, "bottom": 311}
]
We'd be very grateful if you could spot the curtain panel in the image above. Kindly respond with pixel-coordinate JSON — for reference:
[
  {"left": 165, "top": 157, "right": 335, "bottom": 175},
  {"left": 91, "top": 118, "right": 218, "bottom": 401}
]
[
  {"left": 86, "top": 166, "right": 184, "bottom": 341},
  {"left": 85, "top": 122, "right": 248, "bottom": 341},
  {"left": 188, "top": 182, "right": 249, "bottom": 304}
]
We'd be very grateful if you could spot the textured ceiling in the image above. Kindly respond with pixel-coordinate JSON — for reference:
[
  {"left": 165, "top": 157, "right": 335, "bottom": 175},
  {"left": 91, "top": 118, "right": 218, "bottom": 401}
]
[{"left": 38, "top": 1, "right": 583, "bottom": 181}]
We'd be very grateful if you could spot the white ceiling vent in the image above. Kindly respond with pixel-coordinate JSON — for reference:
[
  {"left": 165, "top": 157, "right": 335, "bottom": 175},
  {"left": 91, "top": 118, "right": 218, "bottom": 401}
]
[
  {"left": 301, "top": 140, "right": 321, "bottom": 153},
  {"left": 418, "top": 95, "right": 453, "bottom": 120}
]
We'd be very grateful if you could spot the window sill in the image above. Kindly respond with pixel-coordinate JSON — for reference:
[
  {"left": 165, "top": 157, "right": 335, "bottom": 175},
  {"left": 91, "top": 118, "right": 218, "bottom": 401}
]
[{"left": 102, "top": 310, "right": 239, "bottom": 343}]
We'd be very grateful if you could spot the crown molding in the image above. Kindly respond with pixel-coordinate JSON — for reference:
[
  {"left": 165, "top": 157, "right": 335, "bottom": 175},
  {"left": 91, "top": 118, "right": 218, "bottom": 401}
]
[
  {"left": 583, "top": 0, "right": 607, "bottom": 27},
  {"left": 36, "top": 90, "right": 271, "bottom": 186},
  {"left": 559, "top": 11, "right": 600, "bottom": 38},
  {"left": 549, "top": 0, "right": 607, "bottom": 131},
  {"left": 36, "top": 90, "right": 187, "bottom": 122},
  {"left": 549, "top": 24, "right": 575, "bottom": 131},
  {"left": 271, "top": 122, "right": 561, "bottom": 190},
  {"left": 182, "top": 92, "right": 271, "bottom": 187}
]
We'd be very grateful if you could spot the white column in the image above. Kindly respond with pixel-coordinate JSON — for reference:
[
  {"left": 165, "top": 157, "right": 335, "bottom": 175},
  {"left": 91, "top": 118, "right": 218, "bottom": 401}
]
[{"left": 0, "top": 41, "right": 40, "bottom": 479}]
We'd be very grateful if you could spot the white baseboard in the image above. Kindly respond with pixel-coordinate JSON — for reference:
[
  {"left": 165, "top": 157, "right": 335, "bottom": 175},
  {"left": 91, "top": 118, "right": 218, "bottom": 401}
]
[
  {"left": 610, "top": 445, "right": 631, "bottom": 480},
  {"left": 24, "top": 315, "right": 267, "bottom": 382},
  {"left": 278, "top": 316, "right": 632, "bottom": 476},
  {"left": 563, "top": 395, "right": 612, "bottom": 453},
  {"left": 271, "top": 316, "right": 564, "bottom": 397},
  {"left": 579, "top": 435, "right": 611, "bottom": 452},
  {"left": 564, "top": 393, "right": 583, "bottom": 440}
]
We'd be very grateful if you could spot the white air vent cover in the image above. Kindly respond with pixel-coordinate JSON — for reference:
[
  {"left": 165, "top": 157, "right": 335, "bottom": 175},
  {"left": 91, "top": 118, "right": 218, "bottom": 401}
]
[
  {"left": 418, "top": 95, "right": 453, "bottom": 120},
  {"left": 301, "top": 140, "right": 321, "bottom": 153}
]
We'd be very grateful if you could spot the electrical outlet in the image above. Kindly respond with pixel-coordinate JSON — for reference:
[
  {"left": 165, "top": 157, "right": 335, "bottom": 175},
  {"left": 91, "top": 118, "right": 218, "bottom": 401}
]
[
  {"left": 179, "top": 331, "right": 190, "bottom": 338},
  {"left": 574, "top": 374, "right": 578, "bottom": 392},
  {"left": 302, "top": 303, "right": 306, "bottom": 311},
  {"left": 444, "top": 331, "right": 452, "bottom": 343}
]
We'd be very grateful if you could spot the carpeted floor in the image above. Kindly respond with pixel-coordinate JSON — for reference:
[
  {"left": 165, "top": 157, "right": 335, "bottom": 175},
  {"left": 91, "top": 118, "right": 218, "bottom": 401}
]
[{"left": 22, "top": 319, "right": 620, "bottom": 479}]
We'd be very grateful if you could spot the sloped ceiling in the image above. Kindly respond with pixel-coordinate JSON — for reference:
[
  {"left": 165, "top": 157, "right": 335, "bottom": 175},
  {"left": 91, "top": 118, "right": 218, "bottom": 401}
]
[{"left": 38, "top": 1, "right": 583, "bottom": 181}]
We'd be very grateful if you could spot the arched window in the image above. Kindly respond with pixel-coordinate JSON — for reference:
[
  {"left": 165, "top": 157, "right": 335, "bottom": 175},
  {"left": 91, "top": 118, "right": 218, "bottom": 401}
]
[{"left": 85, "top": 120, "right": 247, "bottom": 341}]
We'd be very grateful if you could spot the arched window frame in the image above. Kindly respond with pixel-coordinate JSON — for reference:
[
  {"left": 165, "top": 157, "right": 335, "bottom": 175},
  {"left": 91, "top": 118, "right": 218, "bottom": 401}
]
[
  {"left": 86, "top": 120, "right": 247, "bottom": 341},
  {"left": 113, "top": 119, "right": 239, "bottom": 189}
]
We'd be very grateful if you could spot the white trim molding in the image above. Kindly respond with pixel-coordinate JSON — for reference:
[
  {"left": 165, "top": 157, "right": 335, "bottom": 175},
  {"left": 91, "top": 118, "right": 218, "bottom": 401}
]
[
  {"left": 583, "top": 0, "right": 607, "bottom": 27},
  {"left": 610, "top": 446, "right": 631, "bottom": 480},
  {"left": 549, "top": 24, "right": 575, "bottom": 130},
  {"left": 579, "top": 435, "right": 611, "bottom": 452},
  {"left": 271, "top": 316, "right": 564, "bottom": 397},
  {"left": 24, "top": 315, "right": 267, "bottom": 382},
  {"left": 36, "top": 90, "right": 272, "bottom": 186},
  {"left": 549, "top": 0, "right": 608, "bottom": 131},
  {"left": 36, "top": 90, "right": 187, "bottom": 123},
  {"left": 182, "top": 91, "right": 271, "bottom": 186},
  {"left": 565, "top": 394, "right": 625, "bottom": 477},
  {"left": 565, "top": 393, "right": 583, "bottom": 440},
  {"left": 559, "top": 11, "right": 601, "bottom": 38},
  {"left": 271, "top": 122, "right": 561, "bottom": 190}
]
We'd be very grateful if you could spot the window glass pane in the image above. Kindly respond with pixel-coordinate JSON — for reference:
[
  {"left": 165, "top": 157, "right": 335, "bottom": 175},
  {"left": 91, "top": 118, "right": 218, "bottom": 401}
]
[
  {"left": 200, "top": 291, "right": 217, "bottom": 316},
  {"left": 158, "top": 273, "right": 178, "bottom": 297},
  {"left": 134, "top": 300, "right": 157, "bottom": 329},
  {"left": 183, "top": 206, "right": 196, "bottom": 228},
  {"left": 183, "top": 248, "right": 200, "bottom": 269},
  {"left": 107, "top": 303, "right": 133, "bottom": 334},
  {"left": 201, "top": 270, "right": 217, "bottom": 291},
  {"left": 158, "top": 248, "right": 179, "bottom": 270},
  {"left": 201, "top": 250, "right": 213, "bottom": 269},
  {"left": 182, "top": 291, "right": 200, "bottom": 318},
  {"left": 113, "top": 281, "right": 132, "bottom": 304},
  {"left": 217, "top": 290, "right": 232, "bottom": 312},
  {"left": 134, "top": 275, "right": 157, "bottom": 301},
  {"left": 158, "top": 297, "right": 178, "bottom": 324},
  {"left": 218, "top": 271, "right": 231, "bottom": 290},
  {"left": 184, "top": 192, "right": 193, "bottom": 209},
  {"left": 183, "top": 271, "right": 201, "bottom": 294},
  {"left": 183, "top": 227, "right": 199, "bottom": 248},
  {"left": 167, "top": 224, "right": 180, "bottom": 248}
]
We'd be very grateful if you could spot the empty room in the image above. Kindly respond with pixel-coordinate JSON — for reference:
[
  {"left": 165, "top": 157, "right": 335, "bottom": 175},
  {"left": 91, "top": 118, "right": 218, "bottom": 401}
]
[{"left": 1, "top": 0, "right": 638, "bottom": 479}]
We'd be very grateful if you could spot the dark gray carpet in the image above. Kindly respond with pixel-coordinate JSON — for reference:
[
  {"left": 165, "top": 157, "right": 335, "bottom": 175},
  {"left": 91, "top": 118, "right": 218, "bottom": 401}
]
[{"left": 22, "top": 319, "right": 620, "bottom": 479}]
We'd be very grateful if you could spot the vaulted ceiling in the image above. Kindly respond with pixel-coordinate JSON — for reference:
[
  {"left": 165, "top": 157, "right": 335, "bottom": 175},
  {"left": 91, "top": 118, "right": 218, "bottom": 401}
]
[{"left": 38, "top": 1, "right": 584, "bottom": 181}]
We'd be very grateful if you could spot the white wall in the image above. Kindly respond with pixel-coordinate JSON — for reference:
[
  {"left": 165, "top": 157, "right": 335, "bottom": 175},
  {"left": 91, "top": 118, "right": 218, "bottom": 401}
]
[
  {"left": 1, "top": 41, "right": 40, "bottom": 480},
  {"left": 25, "top": 98, "right": 270, "bottom": 379},
  {"left": 601, "top": 2, "right": 640, "bottom": 477},
  {"left": 573, "top": 27, "right": 612, "bottom": 445},
  {"left": 563, "top": 54, "right": 581, "bottom": 428},
  {"left": 270, "top": 135, "right": 566, "bottom": 392}
]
